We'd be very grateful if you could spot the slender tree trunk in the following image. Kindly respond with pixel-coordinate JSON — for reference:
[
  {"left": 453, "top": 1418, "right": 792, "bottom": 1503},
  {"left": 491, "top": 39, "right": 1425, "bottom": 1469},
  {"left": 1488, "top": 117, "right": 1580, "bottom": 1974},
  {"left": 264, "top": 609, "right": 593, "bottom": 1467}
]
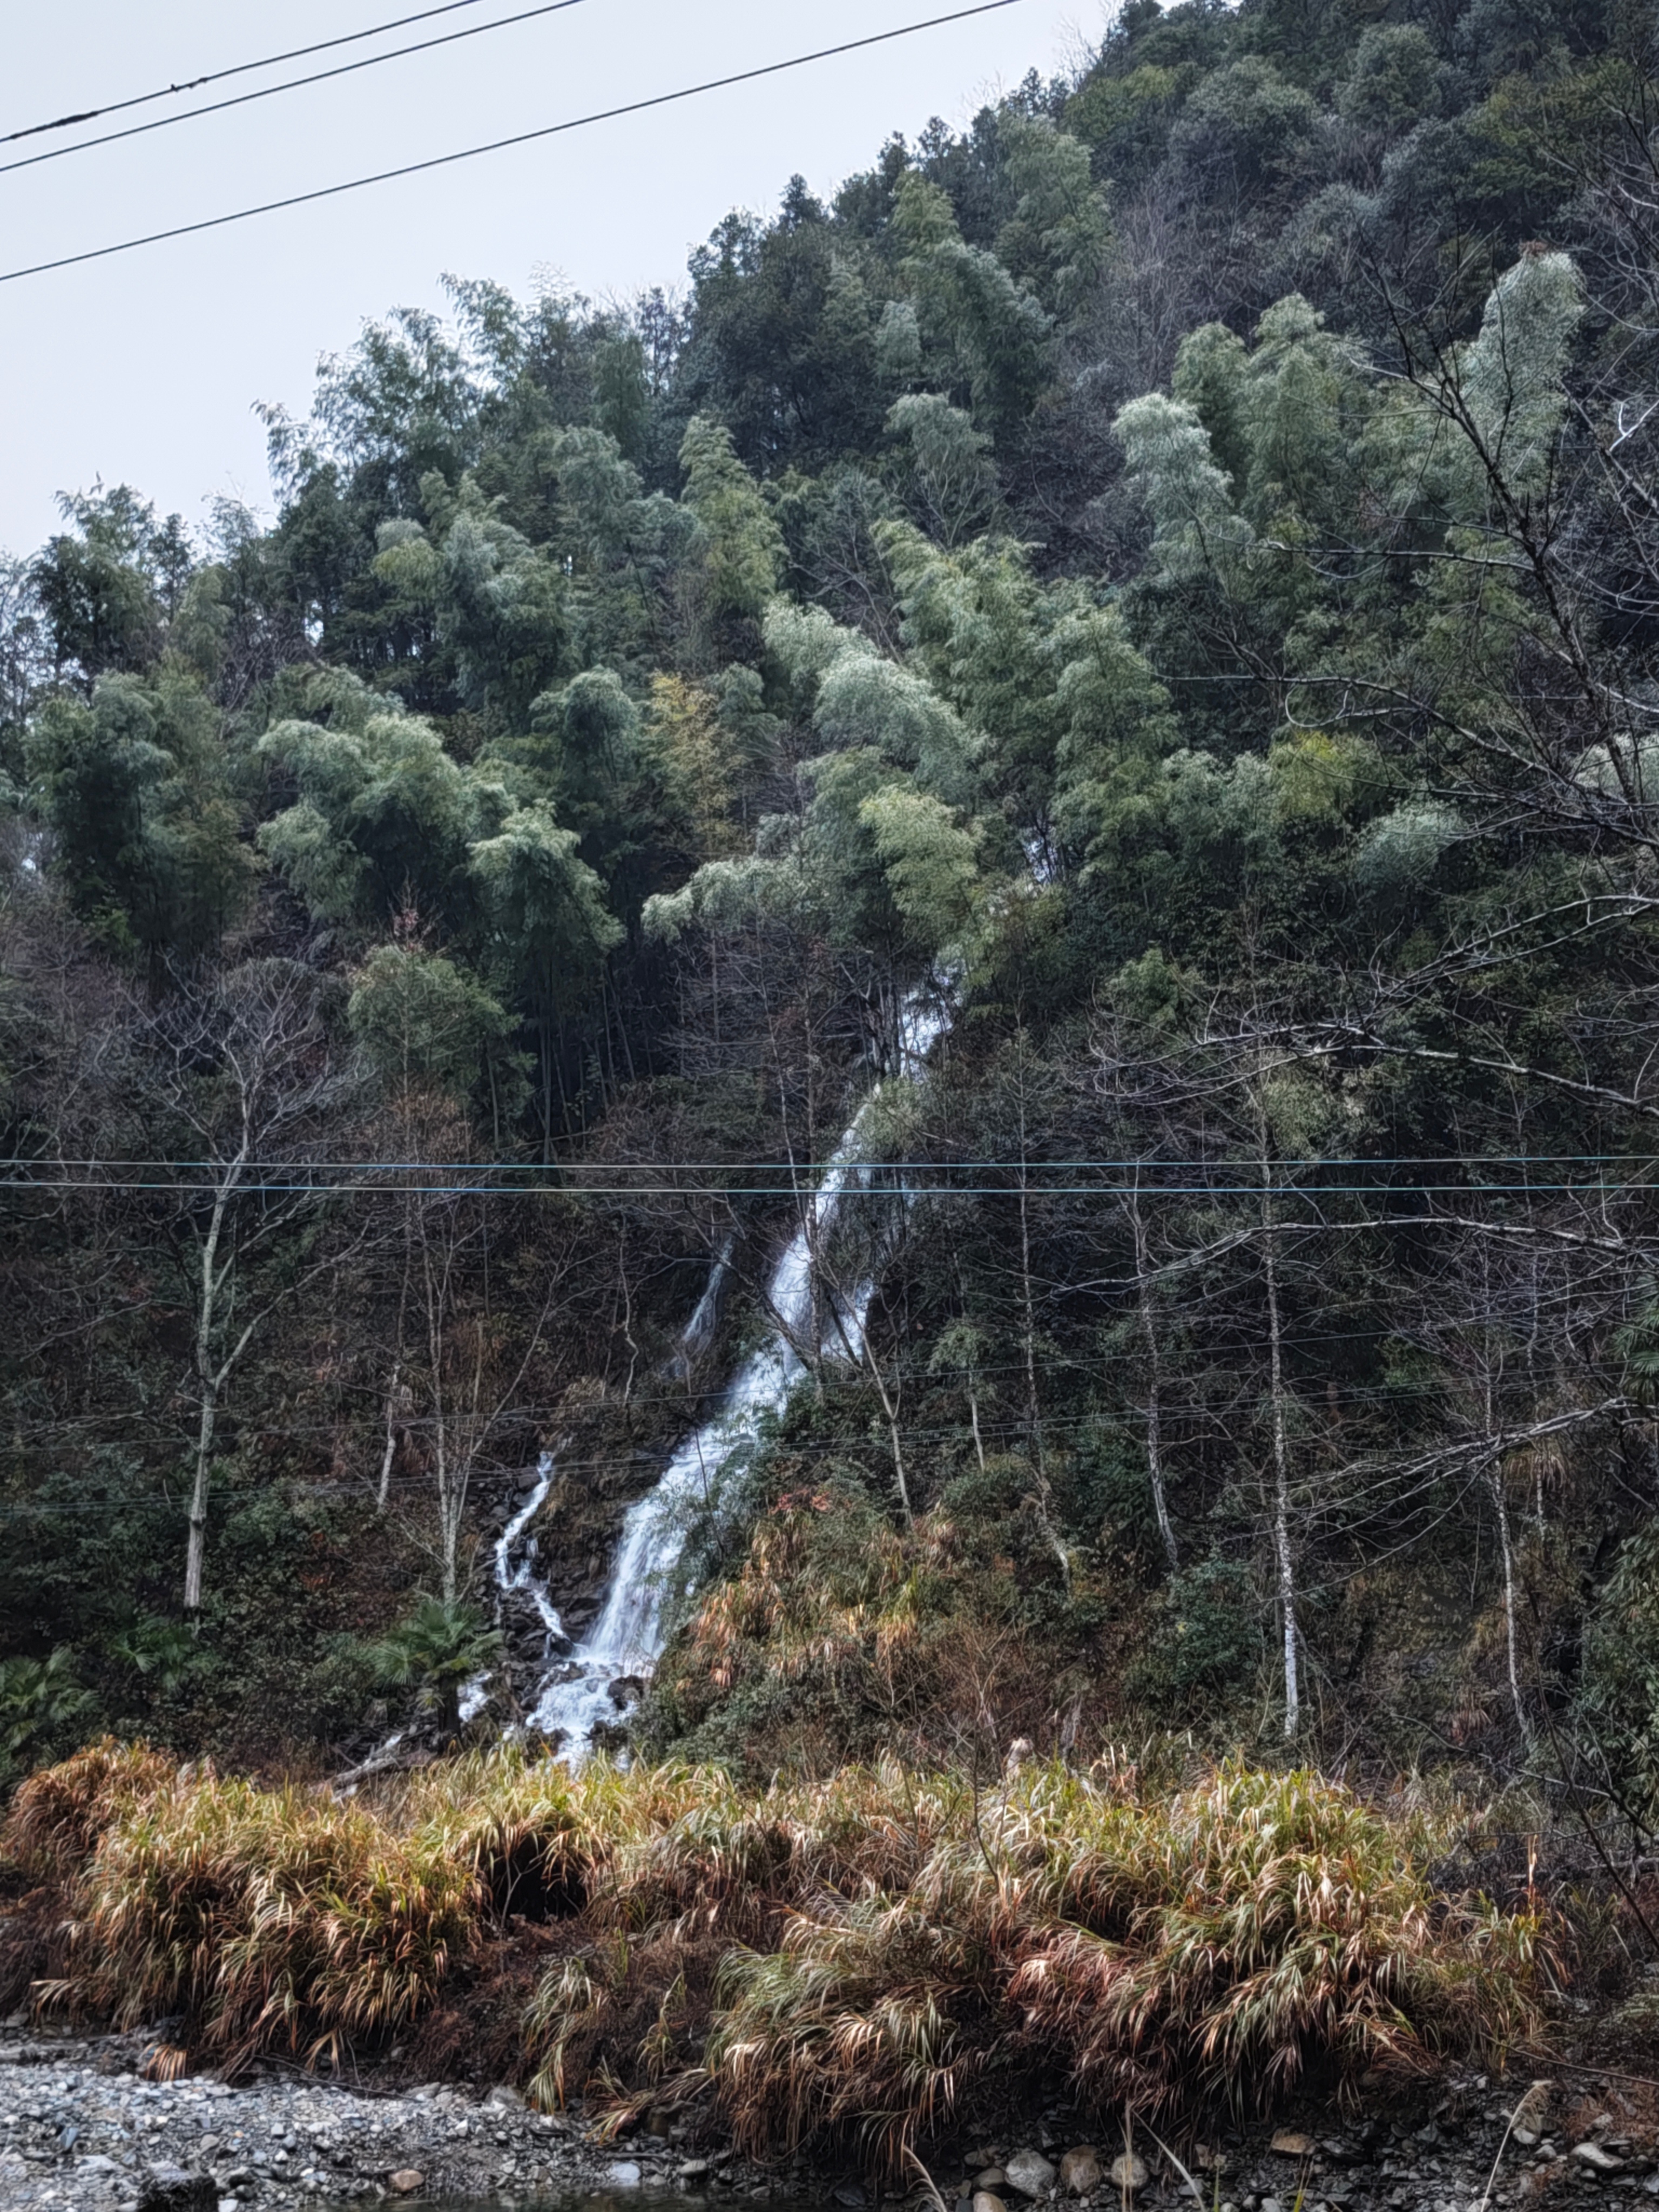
[
  {"left": 185, "top": 1157, "right": 243, "bottom": 1614},
  {"left": 1480, "top": 1331, "right": 1532, "bottom": 1745},
  {"left": 1259, "top": 1120, "right": 1299, "bottom": 1738},
  {"left": 967, "top": 1371, "right": 988, "bottom": 1476},
  {"left": 618, "top": 1240, "right": 642, "bottom": 1401},
  {"left": 862, "top": 1343, "right": 914, "bottom": 1526},
  {"left": 420, "top": 1205, "right": 460, "bottom": 1606},
  {"left": 1489, "top": 1456, "right": 1531, "bottom": 1742},
  {"left": 379, "top": 1242, "right": 412, "bottom": 1512},
  {"left": 950, "top": 1263, "right": 988, "bottom": 1478},
  {"left": 1130, "top": 1186, "right": 1179, "bottom": 1573},
  {"left": 1014, "top": 1031, "right": 1069, "bottom": 1588},
  {"left": 377, "top": 1358, "right": 403, "bottom": 1512},
  {"left": 185, "top": 1393, "right": 217, "bottom": 1615},
  {"left": 1015, "top": 1071, "right": 1045, "bottom": 1478}
]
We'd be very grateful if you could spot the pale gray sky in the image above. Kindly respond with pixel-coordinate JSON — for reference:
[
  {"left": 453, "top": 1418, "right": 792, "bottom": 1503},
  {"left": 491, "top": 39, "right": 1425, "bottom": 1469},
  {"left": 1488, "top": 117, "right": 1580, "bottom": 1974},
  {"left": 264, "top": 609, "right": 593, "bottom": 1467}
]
[{"left": 2, "top": 0, "right": 1097, "bottom": 556}]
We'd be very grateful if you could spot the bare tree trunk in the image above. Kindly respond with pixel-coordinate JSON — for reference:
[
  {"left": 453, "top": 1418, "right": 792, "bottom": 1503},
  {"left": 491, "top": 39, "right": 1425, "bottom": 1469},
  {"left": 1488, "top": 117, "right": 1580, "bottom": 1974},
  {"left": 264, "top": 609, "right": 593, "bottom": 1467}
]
[
  {"left": 1013, "top": 1034, "right": 1069, "bottom": 1587},
  {"left": 153, "top": 962, "right": 356, "bottom": 1611},
  {"left": 1259, "top": 1117, "right": 1299, "bottom": 1738},
  {"left": 185, "top": 1186, "right": 232, "bottom": 1614},
  {"left": 185, "top": 1395, "right": 216, "bottom": 1615},
  {"left": 1015, "top": 1052, "right": 1046, "bottom": 1480},
  {"left": 1480, "top": 1326, "right": 1532, "bottom": 1745},
  {"left": 379, "top": 1244, "right": 412, "bottom": 1512},
  {"left": 1130, "top": 1185, "right": 1179, "bottom": 1573},
  {"left": 861, "top": 1340, "right": 914, "bottom": 1525},
  {"left": 419, "top": 1194, "right": 464, "bottom": 1606},
  {"left": 185, "top": 1127, "right": 251, "bottom": 1614},
  {"left": 1489, "top": 1456, "right": 1531, "bottom": 1742},
  {"left": 377, "top": 1357, "right": 403, "bottom": 1512}
]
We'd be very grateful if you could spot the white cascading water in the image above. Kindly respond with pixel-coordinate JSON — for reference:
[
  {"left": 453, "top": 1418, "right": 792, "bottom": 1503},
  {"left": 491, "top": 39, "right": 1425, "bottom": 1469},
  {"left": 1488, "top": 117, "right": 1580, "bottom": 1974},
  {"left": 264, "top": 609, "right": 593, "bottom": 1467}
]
[{"left": 488, "top": 984, "right": 951, "bottom": 1756}]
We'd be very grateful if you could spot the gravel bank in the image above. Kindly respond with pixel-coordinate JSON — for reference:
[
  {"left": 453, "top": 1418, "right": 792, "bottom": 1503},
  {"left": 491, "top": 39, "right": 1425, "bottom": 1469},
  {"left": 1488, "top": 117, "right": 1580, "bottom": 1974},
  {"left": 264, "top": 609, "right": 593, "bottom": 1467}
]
[
  {"left": 946, "top": 2080, "right": 1659, "bottom": 2212},
  {"left": 0, "top": 2026, "right": 774, "bottom": 2210},
  {"left": 3, "top": 2026, "right": 1656, "bottom": 2212}
]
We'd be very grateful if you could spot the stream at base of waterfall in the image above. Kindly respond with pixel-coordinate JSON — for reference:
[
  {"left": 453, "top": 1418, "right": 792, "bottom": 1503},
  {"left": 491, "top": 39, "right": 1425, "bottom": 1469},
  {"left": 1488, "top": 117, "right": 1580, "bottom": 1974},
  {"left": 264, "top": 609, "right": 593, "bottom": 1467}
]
[{"left": 473, "top": 987, "right": 951, "bottom": 1758}]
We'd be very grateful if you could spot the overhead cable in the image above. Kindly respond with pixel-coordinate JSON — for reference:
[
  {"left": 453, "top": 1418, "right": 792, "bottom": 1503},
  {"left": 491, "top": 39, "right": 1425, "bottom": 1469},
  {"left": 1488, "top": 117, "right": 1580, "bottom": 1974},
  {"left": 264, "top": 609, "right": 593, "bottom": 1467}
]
[
  {"left": 1, "top": 0, "right": 501, "bottom": 145},
  {"left": 0, "top": 0, "right": 597, "bottom": 180},
  {"left": 0, "top": 1, "right": 1028, "bottom": 286},
  {"left": 2, "top": 1174, "right": 1652, "bottom": 1197},
  {"left": 16, "top": 1151, "right": 1659, "bottom": 1172}
]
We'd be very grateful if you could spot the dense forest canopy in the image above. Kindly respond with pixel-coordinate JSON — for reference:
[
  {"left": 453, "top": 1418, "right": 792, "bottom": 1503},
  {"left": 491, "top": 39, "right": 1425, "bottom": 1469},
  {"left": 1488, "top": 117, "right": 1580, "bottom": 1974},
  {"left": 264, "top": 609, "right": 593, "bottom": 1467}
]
[{"left": 6, "top": 0, "right": 1659, "bottom": 1804}]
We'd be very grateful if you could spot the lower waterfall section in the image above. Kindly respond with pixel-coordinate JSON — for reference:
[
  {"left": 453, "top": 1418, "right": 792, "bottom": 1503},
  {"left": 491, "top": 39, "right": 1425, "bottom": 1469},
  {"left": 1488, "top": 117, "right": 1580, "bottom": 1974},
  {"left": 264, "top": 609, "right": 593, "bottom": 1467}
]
[{"left": 483, "top": 984, "right": 950, "bottom": 1757}]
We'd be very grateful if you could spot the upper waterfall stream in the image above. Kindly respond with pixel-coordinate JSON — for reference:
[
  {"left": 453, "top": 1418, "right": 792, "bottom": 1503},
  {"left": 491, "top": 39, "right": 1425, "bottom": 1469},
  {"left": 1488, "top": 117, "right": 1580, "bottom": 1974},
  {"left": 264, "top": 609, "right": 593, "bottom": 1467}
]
[{"left": 488, "top": 987, "right": 951, "bottom": 1756}]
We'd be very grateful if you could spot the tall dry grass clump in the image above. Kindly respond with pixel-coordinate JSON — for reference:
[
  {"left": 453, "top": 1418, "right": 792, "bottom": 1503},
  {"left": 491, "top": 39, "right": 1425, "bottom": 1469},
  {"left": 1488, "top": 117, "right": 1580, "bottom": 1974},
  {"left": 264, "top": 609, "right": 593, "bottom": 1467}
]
[
  {"left": 2, "top": 1745, "right": 1545, "bottom": 2166},
  {"left": 705, "top": 1762, "right": 1542, "bottom": 2172},
  {"left": 5, "top": 1738, "right": 180, "bottom": 1884},
  {"left": 1000, "top": 1764, "right": 1540, "bottom": 2112},
  {"left": 1, "top": 1739, "right": 184, "bottom": 2013},
  {"left": 56, "top": 1766, "right": 482, "bottom": 2068}
]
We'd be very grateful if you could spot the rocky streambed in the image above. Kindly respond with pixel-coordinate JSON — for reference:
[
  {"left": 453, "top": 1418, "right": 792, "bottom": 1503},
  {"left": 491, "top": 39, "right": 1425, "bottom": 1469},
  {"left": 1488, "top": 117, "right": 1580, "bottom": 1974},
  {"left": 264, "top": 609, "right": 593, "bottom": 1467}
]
[
  {"left": 3, "top": 2022, "right": 1657, "bottom": 2212},
  {"left": 0, "top": 2027, "right": 773, "bottom": 2211}
]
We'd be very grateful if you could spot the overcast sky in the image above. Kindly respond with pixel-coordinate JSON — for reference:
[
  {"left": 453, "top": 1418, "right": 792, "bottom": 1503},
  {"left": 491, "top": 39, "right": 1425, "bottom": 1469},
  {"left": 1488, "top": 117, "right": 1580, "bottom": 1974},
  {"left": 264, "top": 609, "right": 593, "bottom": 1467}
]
[{"left": 2, "top": 0, "right": 1097, "bottom": 556}]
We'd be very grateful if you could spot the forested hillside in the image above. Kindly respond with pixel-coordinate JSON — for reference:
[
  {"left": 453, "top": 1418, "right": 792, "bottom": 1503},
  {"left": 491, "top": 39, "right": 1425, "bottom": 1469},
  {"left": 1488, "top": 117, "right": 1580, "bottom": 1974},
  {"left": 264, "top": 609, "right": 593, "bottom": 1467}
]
[{"left": 4, "top": 0, "right": 1659, "bottom": 1816}]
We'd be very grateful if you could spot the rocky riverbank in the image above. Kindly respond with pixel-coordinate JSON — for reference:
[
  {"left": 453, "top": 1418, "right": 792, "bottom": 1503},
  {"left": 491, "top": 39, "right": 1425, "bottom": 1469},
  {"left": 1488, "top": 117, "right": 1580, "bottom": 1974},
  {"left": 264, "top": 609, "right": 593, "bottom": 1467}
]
[
  {"left": 4, "top": 2015, "right": 1658, "bottom": 2212},
  {"left": 0, "top": 2025, "right": 773, "bottom": 2210}
]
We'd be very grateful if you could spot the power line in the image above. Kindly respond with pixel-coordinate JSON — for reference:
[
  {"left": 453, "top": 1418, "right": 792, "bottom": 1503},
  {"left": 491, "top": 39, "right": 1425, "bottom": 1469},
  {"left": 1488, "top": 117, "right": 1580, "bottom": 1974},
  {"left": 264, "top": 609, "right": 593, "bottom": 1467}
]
[
  {"left": 17, "top": 1152, "right": 1659, "bottom": 1171},
  {"left": 0, "top": 1394, "right": 1603, "bottom": 1518},
  {"left": 0, "top": 1291, "right": 1621, "bottom": 1446},
  {"left": 1, "top": 0, "right": 504, "bottom": 146},
  {"left": 0, "top": 0, "right": 597, "bottom": 181},
  {"left": 0, "top": 1371, "right": 1616, "bottom": 1458},
  {"left": 0, "top": 1, "right": 1030, "bottom": 287},
  {"left": 5, "top": 1175, "right": 1655, "bottom": 1197}
]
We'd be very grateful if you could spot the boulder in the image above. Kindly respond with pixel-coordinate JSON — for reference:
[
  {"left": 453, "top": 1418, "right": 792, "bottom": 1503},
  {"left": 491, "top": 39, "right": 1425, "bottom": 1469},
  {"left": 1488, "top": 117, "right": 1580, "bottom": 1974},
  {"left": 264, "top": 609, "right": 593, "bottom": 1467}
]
[
  {"left": 1270, "top": 2133, "right": 1315, "bottom": 2159},
  {"left": 975, "top": 2193, "right": 1009, "bottom": 2212},
  {"left": 608, "top": 2161, "right": 644, "bottom": 2187},
  {"left": 975, "top": 2171, "right": 1009, "bottom": 2192},
  {"left": 486, "top": 2082, "right": 526, "bottom": 2108},
  {"left": 388, "top": 2174, "right": 426, "bottom": 2196},
  {"left": 1573, "top": 2144, "right": 1624, "bottom": 2172},
  {"left": 1061, "top": 2149, "right": 1102, "bottom": 2196},
  {"left": 137, "top": 2170, "right": 217, "bottom": 2212},
  {"left": 1109, "top": 2155, "right": 1149, "bottom": 2195},
  {"left": 1007, "top": 2150, "right": 1059, "bottom": 2199}
]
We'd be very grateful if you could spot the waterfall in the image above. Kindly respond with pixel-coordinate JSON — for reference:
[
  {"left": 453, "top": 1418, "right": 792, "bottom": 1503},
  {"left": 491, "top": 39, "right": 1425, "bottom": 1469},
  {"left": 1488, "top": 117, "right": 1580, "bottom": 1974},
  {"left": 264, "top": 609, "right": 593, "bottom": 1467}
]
[{"left": 493, "top": 983, "right": 951, "bottom": 1756}]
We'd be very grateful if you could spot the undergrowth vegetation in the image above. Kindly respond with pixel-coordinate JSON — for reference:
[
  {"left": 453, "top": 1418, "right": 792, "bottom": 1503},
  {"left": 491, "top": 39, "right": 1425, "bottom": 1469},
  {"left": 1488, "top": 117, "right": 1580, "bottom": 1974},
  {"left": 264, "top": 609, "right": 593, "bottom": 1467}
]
[{"left": 2, "top": 1742, "right": 1545, "bottom": 2171}]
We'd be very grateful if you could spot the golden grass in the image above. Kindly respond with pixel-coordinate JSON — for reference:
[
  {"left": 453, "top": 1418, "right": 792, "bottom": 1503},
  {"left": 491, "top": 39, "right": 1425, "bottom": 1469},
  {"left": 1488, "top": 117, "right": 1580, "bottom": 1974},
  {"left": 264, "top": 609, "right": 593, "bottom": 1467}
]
[
  {"left": 2, "top": 1746, "right": 1546, "bottom": 2169},
  {"left": 4, "top": 1738, "right": 179, "bottom": 1882}
]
